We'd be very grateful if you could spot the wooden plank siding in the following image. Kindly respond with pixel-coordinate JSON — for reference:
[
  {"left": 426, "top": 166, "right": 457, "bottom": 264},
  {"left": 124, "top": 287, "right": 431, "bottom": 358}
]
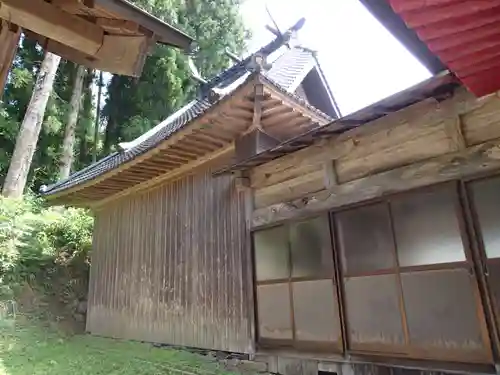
[
  {"left": 86, "top": 163, "right": 252, "bottom": 353},
  {"left": 250, "top": 89, "right": 500, "bottom": 227}
]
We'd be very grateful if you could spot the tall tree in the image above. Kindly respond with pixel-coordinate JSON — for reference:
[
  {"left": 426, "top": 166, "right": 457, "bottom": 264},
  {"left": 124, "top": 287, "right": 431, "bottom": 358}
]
[
  {"left": 2, "top": 51, "right": 61, "bottom": 198},
  {"left": 102, "top": 0, "right": 248, "bottom": 154},
  {"left": 77, "top": 69, "right": 96, "bottom": 168},
  {"left": 59, "top": 64, "right": 86, "bottom": 180}
]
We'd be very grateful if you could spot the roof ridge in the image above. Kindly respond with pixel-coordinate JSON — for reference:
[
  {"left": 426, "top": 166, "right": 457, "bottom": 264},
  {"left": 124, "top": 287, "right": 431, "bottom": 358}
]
[{"left": 200, "top": 32, "right": 293, "bottom": 93}]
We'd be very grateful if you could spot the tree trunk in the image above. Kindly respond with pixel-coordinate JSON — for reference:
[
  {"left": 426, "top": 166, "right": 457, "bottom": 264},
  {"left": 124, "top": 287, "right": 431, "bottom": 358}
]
[
  {"left": 59, "top": 64, "right": 86, "bottom": 180},
  {"left": 78, "top": 69, "right": 94, "bottom": 167},
  {"left": 2, "top": 52, "right": 61, "bottom": 198}
]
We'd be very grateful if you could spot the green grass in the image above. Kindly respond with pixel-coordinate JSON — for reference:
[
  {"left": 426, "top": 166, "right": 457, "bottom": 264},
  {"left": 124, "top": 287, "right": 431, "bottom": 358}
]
[{"left": 0, "top": 318, "right": 239, "bottom": 375}]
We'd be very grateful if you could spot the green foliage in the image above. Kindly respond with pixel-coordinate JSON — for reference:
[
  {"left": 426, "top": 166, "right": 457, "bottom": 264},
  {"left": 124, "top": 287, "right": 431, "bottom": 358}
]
[
  {"left": 102, "top": 0, "right": 249, "bottom": 154},
  {"left": 0, "top": 196, "right": 93, "bottom": 302}
]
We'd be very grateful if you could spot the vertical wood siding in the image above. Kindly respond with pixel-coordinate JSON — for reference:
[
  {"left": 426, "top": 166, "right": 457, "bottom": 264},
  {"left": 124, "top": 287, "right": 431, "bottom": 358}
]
[{"left": 86, "top": 165, "right": 252, "bottom": 353}]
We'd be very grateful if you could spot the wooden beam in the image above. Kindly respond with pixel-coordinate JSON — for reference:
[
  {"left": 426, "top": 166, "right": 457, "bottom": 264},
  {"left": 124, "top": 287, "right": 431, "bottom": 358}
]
[
  {"left": 36, "top": 36, "right": 149, "bottom": 77},
  {"left": 94, "top": 34, "right": 149, "bottom": 77},
  {"left": 95, "top": 18, "right": 139, "bottom": 34},
  {"left": 234, "top": 171, "right": 251, "bottom": 192},
  {"left": 262, "top": 105, "right": 293, "bottom": 118},
  {"left": 323, "top": 160, "right": 338, "bottom": 188},
  {"left": 252, "top": 138, "right": 500, "bottom": 228},
  {"left": 91, "top": 145, "right": 235, "bottom": 209},
  {"left": 50, "top": 0, "right": 95, "bottom": 12},
  {"left": 187, "top": 133, "right": 225, "bottom": 148},
  {"left": 445, "top": 114, "right": 467, "bottom": 151},
  {"left": 0, "top": 0, "right": 104, "bottom": 56},
  {"left": 180, "top": 138, "right": 218, "bottom": 153},
  {"left": 0, "top": 21, "right": 20, "bottom": 95},
  {"left": 263, "top": 110, "right": 303, "bottom": 127},
  {"left": 251, "top": 84, "right": 264, "bottom": 131}
]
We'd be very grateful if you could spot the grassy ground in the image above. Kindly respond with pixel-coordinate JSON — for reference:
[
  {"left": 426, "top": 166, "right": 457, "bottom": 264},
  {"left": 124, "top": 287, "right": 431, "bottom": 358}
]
[{"left": 0, "top": 317, "right": 240, "bottom": 375}]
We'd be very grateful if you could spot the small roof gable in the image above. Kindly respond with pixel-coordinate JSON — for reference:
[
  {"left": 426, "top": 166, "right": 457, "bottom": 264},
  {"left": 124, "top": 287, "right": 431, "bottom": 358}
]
[{"left": 41, "top": 29, "right": 335, "bottom": 203}]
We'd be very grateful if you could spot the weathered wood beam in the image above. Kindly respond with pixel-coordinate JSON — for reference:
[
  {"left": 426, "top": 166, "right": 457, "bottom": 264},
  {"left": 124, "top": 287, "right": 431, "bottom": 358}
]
[
  {"left": 187, "top": 133, "right": 225, "bottom": 148},
  {"left": 0, "top": 0, "right": 104, "bottom": 56},
  {"left": 251, "top": 84, "right": 264, "bottom": 131},
  {"left": 180, "top": 138, "right": 218, "bottom": 153},
  {"left": 252, "top": 138, "right": 500, "bottom": 228},
  {"left": 50, "top": 0, "right": 95, "bottom": 12},
  {"left": 0, "top": 21, "right": 20, "bottom": 95},
  {"left": 323, "top": 160, "right": 338, "bottom": 188},
  {"left": 262, "top": 105, "right": 293, "bottom": 118},
  {"left": 445, "top": 114, "right": 466, "bottom": 151},
  {"left": 34, "top": 34, "right": 150, "bottom": 77},
  {"left": 262, "top": 110, "right": 302, "bottom": 127},
  {"left": 234, "top": 171, "right": 251, "bottom": 192},
  {"left": 95, "top": 18, "right": 140, "bottom": 34}
]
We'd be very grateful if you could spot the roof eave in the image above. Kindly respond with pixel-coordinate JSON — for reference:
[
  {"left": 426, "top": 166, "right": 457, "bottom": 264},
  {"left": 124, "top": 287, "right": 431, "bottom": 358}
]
[
  {"left": 42, "top": 74, "right": 260, "bottom": 202},
  {"left": 94, "top": 0, "right": 194, "bottom": 50},
  {"left": 359, "top": 0, "right": 446, "bottom": 75}
]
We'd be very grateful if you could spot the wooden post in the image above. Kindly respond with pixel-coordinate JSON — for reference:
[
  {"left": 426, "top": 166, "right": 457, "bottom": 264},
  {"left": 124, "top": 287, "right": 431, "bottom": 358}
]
[{"left": 0, "top": 21, "right": 21, "bottom": 97}]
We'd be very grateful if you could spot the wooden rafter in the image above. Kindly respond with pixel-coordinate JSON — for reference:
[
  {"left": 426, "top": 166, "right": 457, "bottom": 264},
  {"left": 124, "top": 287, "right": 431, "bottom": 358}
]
[
  {"left": 262, "top": 105, "right": 293, "bottom": 118},
  {"left": 259, "top": 80, "right": 330, "bottom": 125},
  {"left": 91, "top": 145, "right": 235, "bottom": 209},
  {"left": 263, "top": 109, "right": 303, "bottom": 127},
  {"left": 95, "top": 18, "right": 140, "bottom": 34}
]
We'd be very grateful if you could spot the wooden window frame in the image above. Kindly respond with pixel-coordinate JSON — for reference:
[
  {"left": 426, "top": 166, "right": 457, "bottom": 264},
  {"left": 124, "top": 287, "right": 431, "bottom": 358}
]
[
  {"left": 252, "top": 215, "right": 344, "bottom": 353},
  {"left": 251, "top": 178, "right": 499, "bottom": 366},
  {"left": 464, "top": 175, "right": 500, "bottom": 359},
  {"left": 334, "top": 182, "right": 493, "bottom": 364}
]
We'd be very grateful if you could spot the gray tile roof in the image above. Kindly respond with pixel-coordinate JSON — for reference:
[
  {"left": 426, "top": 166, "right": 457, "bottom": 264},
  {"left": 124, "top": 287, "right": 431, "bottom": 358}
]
[
  {"left": 42, "top": 39, "right": 333, "bottom": 197},
  {"left": 265, "top": 47, "right": 316, "bottom": 91}
]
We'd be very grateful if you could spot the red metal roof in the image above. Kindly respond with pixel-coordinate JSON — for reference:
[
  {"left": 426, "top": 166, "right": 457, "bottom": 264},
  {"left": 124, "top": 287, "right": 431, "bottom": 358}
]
[{"left": 389, "top": 0, "right": 500, "bottom": 97}]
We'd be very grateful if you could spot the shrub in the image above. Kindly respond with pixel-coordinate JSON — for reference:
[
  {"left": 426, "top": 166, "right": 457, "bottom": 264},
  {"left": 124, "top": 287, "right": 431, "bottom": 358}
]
[{"left": 0, "top": 195, "right": 93, "bottom": 306}]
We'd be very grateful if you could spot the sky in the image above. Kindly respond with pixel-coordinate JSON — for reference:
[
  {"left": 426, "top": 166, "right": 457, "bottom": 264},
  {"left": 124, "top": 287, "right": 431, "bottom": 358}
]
[{"left": 240, "top": 0, "right": 432, "bottom": 115}]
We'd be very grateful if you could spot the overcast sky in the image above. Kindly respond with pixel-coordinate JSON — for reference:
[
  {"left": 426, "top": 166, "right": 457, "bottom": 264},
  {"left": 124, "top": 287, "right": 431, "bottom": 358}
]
[{"left": 240, "top": 0, "right": 431, "bottom": 115}]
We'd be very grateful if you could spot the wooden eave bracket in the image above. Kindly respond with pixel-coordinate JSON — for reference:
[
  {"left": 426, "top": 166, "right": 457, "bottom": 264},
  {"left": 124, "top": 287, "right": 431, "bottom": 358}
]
[{"left": 244, "top": 83, "right": 265, "bottom": 135}]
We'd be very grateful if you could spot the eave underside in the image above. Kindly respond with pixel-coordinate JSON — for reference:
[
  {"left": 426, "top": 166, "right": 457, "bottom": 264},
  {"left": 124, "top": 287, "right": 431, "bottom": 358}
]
[{"left": 47, "top": 78, "right": 330, "bottom": 207}]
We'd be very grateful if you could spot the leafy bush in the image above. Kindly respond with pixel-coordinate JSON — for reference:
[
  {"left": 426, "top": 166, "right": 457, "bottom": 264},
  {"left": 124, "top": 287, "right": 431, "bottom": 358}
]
[{"left": 0, "top": 195, "right": 93, "bottom": 306}]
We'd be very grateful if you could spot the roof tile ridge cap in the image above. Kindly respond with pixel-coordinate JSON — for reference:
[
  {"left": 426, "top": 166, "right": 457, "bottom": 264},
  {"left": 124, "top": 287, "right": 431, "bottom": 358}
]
[{"left": 201, "top": 35, "right": 288, "bottom": 91}]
